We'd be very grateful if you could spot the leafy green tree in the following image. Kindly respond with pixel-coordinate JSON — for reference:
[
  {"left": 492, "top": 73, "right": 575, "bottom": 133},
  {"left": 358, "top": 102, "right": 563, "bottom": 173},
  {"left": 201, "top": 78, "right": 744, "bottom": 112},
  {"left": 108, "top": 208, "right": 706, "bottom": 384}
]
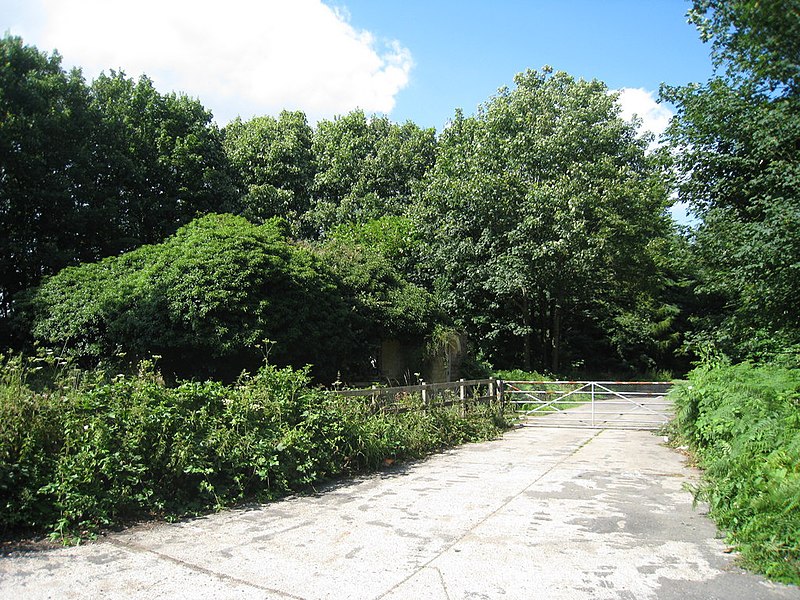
[
  {"left": 325, "top": 215, "right": 426, "bottom": 283},
  {"left": 305, "top": 110, "right": 436, "bottom": 235},
  {"left": 663, "top": 0, "right": 800, "bottom": 360},
  {"left": 312, "top": 217, "right": 443, "bottom": 380},
  {"left": 88, "top": 71, "right": 237, "bottom": 249},
  {"left": 418, "top": 69, "right": 672, "bottom": 373},
  {"left": 689, "top": 0, "right": 800, "bottom": 94},
  {"left": 223, "top": 111, "right": 314, "bottom": 224},
  {"left": 21, "top": 214, "right": 357, "bottom": 382},
  {"left": 0, "top": 36, "right": 95, "bottom": 337},
  {"left": 607, "top": 231, "right": 699, "bottom": 374},
  {"left": 0, "top": 38, "right": 237, "bottom": 349},
  {"left": 316, "top": 217, "right": 440, "bottom": 343}
]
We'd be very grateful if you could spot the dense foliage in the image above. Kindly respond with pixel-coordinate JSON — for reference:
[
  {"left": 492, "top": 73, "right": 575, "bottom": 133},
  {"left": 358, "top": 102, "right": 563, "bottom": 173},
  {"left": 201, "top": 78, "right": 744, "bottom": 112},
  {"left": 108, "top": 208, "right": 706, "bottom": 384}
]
[
  {"left": 4, "top": 4, "right": 798, "bottom": 376},
  {"left": 222, "top": 111, "right": 315, "bottom": 224},
  {"left": 663, "top": 0, "right": 800, "bottom": 361},
  {"left": 316, "top": 217, "right": 438, "bottom": 342},
  {"left": 0, "top": 37, "right": 93, "bottom": 322},
  {"left": 417, "top": 69, "right": 673, "bottom": 373},
  {"left": 0, "top": 355, "right": 507, "bottom": 540},
  {"left": 0, "top": 36, "right": 236, "bottom": 344},
  {"left": 305, "top": 110, "right": 437, "bottom": 236},
  {"left": 1, "top": 33, "right": 694, "bottom": 378},
  {"left": 19, "top": 214, "right": 353, "bottom": 381},
  {"left": 1, "top": 4, "right": 799, "bottom": 583},
  {"left": 663, "top": 1, "right": 800, "bottom": 584},
  {"left": 688, "top": 0, "right": 800, "bottom": 93},
  {"left": 671, "top": 360, "right": 800, "bottom": 583},
  {"left": 18, "top": 213, "right": 448, "bottom": 383}
]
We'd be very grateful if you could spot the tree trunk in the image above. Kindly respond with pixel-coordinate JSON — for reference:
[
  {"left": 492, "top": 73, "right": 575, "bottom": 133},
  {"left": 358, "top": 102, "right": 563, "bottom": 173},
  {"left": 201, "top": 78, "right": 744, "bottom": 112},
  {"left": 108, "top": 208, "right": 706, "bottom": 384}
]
[
  {"left": 551, "top": 296, "right": 562, "bottom": 373},
  {"left": 539, "top": 293, "right": 550, "bottom": 372},
  {"left": 522, "top": 291, "right": 532, "bottom": 371}
]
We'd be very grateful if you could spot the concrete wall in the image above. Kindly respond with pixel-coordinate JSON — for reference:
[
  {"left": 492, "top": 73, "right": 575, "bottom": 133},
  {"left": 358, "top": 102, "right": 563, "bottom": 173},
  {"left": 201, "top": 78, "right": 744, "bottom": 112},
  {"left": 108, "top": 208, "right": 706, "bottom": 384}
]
[{"left": 380, "top": 336, "right": 467, "bottom": 384}]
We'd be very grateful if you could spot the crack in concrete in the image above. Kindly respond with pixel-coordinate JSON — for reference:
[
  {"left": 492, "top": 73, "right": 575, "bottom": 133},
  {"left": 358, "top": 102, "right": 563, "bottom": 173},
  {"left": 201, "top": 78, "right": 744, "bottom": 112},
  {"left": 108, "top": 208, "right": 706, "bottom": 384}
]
[
  {"left": 373, "top": 430, "right": 602, "bottom": 599},
  {"left": 105, "top": 537, "right": 308, "bottom": 600},
  {"left": 433, "top": 565, "right": 453, "bottom": 600}
]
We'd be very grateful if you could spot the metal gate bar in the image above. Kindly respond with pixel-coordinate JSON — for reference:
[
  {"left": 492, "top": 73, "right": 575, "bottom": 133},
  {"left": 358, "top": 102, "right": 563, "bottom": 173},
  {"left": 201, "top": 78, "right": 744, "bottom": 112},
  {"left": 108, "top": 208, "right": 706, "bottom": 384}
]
[{"left": 505, "top": 381, "right": 673, "bottom": 430}]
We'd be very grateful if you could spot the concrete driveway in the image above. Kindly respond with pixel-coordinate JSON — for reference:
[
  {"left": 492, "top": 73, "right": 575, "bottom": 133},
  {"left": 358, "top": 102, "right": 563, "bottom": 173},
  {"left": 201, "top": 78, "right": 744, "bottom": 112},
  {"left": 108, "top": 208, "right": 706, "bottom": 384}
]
[{"left": 2, "top": 424, "right": 799, "bottom": 600}]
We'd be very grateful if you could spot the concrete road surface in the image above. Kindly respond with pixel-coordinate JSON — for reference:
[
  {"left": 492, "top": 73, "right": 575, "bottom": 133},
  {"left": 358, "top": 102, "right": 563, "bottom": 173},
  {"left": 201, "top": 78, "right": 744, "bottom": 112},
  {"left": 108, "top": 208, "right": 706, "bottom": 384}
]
[{"left": 2, "top": 424, "right": 799, "bottom": 600}]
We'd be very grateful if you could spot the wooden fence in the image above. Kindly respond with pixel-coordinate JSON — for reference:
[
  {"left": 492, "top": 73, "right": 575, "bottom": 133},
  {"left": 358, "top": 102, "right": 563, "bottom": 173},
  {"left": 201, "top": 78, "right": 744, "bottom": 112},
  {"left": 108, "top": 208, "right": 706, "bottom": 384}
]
[{"left": 333, "top": 378, "right": 505, "bottom": 415}]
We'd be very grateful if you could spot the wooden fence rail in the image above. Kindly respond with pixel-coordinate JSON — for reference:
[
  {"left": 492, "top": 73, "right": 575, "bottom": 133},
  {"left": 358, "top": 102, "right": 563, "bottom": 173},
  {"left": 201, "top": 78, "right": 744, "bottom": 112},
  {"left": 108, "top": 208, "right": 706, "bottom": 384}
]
[{"left": 332, "top": 378, "right": 505, "bottom": 415}]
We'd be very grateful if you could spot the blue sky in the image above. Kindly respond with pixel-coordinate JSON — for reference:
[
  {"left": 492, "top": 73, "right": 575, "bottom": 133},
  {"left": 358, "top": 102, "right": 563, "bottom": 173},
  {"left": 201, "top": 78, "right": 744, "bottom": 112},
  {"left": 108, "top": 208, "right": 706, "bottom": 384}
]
[
  {"left": 338, "top": 0, "right": 714, "bottom": 130},
  {"left": 1, "top": 0, "right": 714, "bottom": 135}
]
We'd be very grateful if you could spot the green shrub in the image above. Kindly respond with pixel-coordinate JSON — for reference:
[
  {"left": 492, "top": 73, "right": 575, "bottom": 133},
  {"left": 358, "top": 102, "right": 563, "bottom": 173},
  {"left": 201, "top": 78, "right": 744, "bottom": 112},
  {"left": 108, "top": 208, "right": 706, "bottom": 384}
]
[
  {"left": 670, "top": 360, "right": 800, "bottom": 584},
  {"left": 494, "top": 369, "right": 548, "bottom": 381},
  {"left": 0, "top": 355, "right": 509, "bottom": 541},
  {"left": 19, "top": 214, "right": 357, "bottom": 383}
]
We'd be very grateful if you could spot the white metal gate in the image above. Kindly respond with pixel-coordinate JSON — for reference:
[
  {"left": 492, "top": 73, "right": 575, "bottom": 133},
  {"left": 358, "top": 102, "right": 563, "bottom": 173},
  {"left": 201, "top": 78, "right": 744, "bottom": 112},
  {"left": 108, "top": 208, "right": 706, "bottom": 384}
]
[{"left": 505, "top": 380, "right": 673, "bottom": 430}]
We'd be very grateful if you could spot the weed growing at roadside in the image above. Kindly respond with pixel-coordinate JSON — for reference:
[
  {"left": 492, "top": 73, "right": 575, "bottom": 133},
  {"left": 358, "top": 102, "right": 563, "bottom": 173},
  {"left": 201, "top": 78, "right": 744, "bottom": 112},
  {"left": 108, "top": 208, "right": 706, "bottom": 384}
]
[
  {"left": 670, "top": 360, "right": 800, "bottom": 584},
  {"left": 0, "top": 355, "right": 510, "bottom": 542}
]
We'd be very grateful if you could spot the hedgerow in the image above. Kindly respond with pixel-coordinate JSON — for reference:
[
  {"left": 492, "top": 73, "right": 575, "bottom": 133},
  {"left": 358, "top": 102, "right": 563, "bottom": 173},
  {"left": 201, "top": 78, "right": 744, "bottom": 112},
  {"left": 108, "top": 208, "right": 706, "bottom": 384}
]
[
  {"left": 670, "top": 360, "right": 800, "bottom": 584},
  {"left": 0, "top": 354, "right": 509, "bottom": 542}
]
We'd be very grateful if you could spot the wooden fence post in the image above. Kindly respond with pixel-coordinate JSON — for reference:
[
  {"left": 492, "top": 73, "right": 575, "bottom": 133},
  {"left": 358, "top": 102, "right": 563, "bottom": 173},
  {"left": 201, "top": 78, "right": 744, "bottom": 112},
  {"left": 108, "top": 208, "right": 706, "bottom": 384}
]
[
  {"left": 497, "top": 378, "right": 505, "bottom": 417},
  {"left": 421, "top": 381, "right": 428, "bottom": 409},
  {"left": 459, "top": 378, "right": 466, "bottom": 417}
]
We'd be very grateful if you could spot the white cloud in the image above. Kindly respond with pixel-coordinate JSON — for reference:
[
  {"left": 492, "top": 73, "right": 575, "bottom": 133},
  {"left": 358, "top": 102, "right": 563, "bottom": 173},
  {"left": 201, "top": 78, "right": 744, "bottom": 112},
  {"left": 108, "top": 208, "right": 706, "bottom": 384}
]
[
  {"left": 615, "top": 87, "right": 673, "bottom": 146},
  {"left": 613, "top": 88, "right": 696, "bottom": 224},
  {"left": 7, "top": 0, "right": 413, "bottom": 125}
]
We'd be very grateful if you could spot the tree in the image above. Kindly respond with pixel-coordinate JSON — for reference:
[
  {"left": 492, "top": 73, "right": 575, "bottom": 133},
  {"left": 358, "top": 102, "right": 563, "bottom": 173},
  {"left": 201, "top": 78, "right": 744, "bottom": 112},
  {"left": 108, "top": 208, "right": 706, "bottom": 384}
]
[
  {"left": 88, "top": 71, "right": 237, "bottom": 249},
  {"left": 312, "top": 216, "right": 443, "bottom": 381},
  {"left": 418, "top": 69, "right": 672, "bottom": 373},
  {"left": 223, "top": 111, "right": 314, "bottom": 224},
  {"left": 0, "top": 37, "right": 238, "bottom": 349},
  {"left": 663, "top": 0, "right": 800, "bottom": 360},
  {"left": 305, "top": 110, "right": 436, "bottom": 235},
  {"left": 316, "top": 217, "right": 440, "bottom": 342},
  {"left": 324, "top": 215, "right": 425, "bottom": 282},
  {"left": 0, "top": 35, "right": 97, "bottom": 343},
  {"left": 688, "top": 0, "right": 800, "bottom": 94}
]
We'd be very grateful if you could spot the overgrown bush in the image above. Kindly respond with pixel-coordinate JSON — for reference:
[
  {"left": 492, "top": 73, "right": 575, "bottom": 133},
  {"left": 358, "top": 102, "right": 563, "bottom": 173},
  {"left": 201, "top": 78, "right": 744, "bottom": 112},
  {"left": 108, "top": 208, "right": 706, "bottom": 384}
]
[
  {"left": 315, "top": 217, "right": 440, "bottom": 342},
  {"left": 18, "top": 214, "right": 357, "bottom": 382},
  {"left": 670, "top": 360, "right": 800, "bottom": 584},
  {"left": 0, "top": 355, "right": 509, "bottom": 542}
]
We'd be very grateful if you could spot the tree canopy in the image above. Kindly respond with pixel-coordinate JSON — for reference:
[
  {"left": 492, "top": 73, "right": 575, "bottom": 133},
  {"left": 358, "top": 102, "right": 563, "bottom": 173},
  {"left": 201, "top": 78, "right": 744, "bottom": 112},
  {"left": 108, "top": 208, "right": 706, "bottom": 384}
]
[
  {"left": 417, "top": 69, "right": 672, "bottom": 372},
  {"left": 304, "top": 110, "right": 437, "bottom": 236},
  {"left": 0, "top": 35, "right": 235, "bottom": 345},
  {"left": 222, "top": 111, "right": 314, "bottom": 224},
  {"left": 688, "top": 0, "right": 800, "bottom": 94},
  {"left": 1, "top": 36, "right": 94, "bottom": 322},
  {"left": 663, "top": 0, "right": 800, "bottom": 361},
  {"left": 20, "top": 212, "right": 446, "bottom": 382},
  {"left": 6, "top": 2, "right": 797, "bottom": 382}
]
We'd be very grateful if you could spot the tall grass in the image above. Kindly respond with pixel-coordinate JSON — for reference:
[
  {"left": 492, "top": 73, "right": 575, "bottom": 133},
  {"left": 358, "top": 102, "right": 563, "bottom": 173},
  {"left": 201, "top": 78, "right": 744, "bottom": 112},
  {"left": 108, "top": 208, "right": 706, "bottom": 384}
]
[
  {"left": 670, "top": 360, "right": 800, "bottom": 584},
  {"left": 0, "top": 355, "right": 509, "bottom": 542}
]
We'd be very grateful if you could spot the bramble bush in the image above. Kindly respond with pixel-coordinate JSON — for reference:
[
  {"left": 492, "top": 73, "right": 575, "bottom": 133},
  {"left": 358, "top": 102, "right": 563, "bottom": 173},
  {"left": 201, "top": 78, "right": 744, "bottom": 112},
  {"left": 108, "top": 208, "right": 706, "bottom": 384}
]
[
  {"left": 670, "top": 360, "right": 800, "bottom": 584},
  {"left": 0, "top": 354, "right": 509, "bottom": 542}
]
